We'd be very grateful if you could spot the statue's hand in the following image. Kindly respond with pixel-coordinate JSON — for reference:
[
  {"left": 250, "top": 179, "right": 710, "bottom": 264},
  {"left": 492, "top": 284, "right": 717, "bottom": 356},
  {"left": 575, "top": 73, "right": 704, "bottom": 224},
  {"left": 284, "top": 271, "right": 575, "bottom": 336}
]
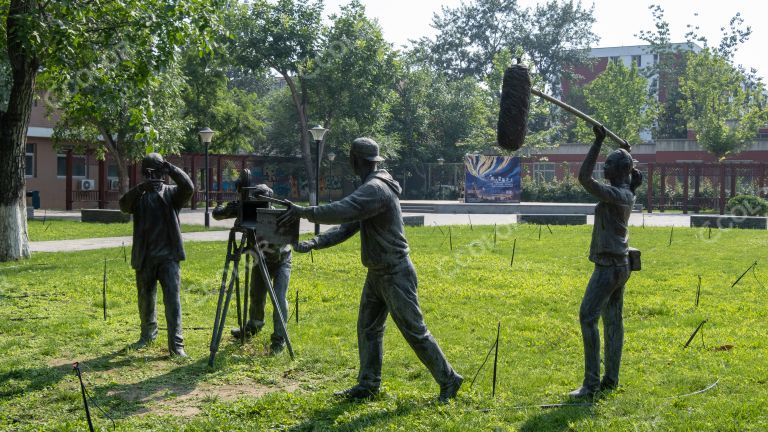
[
  {"left": 140, "top": 181, "right": 157, "bottom": 192},
  {"left": 293, "top": 239, "right": 316, "bottom": 253},
  {"left": 592, "top": 124, "right": 607, "bottom": 143},
  {"left": 277, "top": 201, "right": 308, "bottom": 227}
]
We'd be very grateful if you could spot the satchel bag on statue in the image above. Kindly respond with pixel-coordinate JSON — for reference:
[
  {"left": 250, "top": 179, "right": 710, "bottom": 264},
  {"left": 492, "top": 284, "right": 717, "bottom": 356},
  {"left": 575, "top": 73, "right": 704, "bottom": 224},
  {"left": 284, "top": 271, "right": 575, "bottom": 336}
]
[{"left": 628, "top": 247, "right": 641, "bottom": 271}]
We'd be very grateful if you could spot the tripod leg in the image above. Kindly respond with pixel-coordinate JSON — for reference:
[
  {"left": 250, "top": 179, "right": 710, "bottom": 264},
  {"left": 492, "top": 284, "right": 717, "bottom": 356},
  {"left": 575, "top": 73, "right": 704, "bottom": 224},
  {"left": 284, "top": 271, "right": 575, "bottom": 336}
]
[
  {"left": 209, "top": 231, "right": 247, "bottom": 367},
  {"left": 242, "top": 250, "right": 251, "bottom": 346},
  {"left": 255, "top": 247, "right": 294, "bottom": 360},
  {"left": 235, "top": 263, "right": 242, "bottom": 340},
  {"left": 209, "top": 230, "right": 236, "bottom": 367}
]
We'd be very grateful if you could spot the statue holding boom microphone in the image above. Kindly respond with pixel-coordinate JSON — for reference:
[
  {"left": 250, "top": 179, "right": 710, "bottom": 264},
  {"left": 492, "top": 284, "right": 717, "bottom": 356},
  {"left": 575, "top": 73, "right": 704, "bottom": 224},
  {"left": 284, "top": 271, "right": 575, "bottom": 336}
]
[
  {"left": 119, "top": 153, "right": 194, "bottom": 357},
  {"left": 495, "top": 63, "right": 642, "bottom": 398},
  {"left": 569, "top": 125, "right": 643, "bottom": 399}
]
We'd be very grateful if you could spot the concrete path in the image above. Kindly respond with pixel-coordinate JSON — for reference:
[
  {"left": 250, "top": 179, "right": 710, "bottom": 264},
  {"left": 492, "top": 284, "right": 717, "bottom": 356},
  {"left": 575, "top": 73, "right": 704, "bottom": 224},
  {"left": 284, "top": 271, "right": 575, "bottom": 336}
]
[{"left": 29, "top": 209, "right": 691, "bottom": 253}]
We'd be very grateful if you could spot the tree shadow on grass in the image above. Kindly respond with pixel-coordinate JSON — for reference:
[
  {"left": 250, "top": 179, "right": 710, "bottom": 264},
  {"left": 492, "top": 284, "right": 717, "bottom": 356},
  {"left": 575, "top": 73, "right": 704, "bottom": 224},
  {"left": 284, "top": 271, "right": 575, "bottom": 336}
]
[
  {"left": 286, "top": 394, "right": 420, "bottom": 432},
  {"left": 95, "top": 355, "right": 212, "bottom": 419},
  {"left": 0, "top": 345, "right": 151, "bottom": 399},
  {"left": 518, "top": 402, "right": 595, "bottom": 432}
]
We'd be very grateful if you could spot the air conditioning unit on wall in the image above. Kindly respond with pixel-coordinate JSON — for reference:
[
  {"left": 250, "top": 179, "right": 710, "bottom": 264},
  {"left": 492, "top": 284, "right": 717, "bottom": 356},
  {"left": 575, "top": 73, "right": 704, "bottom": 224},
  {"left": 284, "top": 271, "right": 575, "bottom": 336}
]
[
  {"left": 80, "top": 179, "right": 96, "bottom": 191},
  {"left": 109, "top": 179, "right": 120, "bottom": 190}
]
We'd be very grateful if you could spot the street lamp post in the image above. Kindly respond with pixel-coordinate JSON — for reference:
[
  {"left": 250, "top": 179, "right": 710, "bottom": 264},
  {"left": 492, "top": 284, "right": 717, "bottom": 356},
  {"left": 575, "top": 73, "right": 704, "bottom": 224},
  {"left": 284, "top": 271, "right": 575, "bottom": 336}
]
[
  {"left": 143, "top": 123, "right": 151, "bottom": 153},
  {"left": 327, "top": 151, "right": 336, "bottom": 203},
  {"left": 309, "top": 125, "right": 328, "bottom": 235},
  {"left": 437, "top": 157, "right": 445, "bottom": 200},
  {"left": 198, "top": 127, "right": 215, "bottom": 229}
]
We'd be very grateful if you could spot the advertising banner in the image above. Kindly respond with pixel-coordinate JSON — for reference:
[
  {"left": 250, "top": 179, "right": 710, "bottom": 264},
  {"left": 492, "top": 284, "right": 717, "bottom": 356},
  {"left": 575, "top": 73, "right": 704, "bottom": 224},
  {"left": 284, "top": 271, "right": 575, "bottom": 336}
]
[{"left": 464, "top": 155, "right": 521, "bottom": 203}]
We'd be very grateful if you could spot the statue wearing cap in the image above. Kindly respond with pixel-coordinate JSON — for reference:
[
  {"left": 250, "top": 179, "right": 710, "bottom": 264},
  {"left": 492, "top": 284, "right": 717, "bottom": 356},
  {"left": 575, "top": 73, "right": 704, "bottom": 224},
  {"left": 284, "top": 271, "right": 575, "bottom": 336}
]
[
  {"left": 119, "top": 153, "right": 194, "bottom": 357},
  {"left": 277, "top": 137, "right": 463, "bottom": 403},
  {"left": 212, "top": 177, "right": 293, "bottom": 354},
  {"left": 569, "top": 125, "right": 643, "bottom": 399}
]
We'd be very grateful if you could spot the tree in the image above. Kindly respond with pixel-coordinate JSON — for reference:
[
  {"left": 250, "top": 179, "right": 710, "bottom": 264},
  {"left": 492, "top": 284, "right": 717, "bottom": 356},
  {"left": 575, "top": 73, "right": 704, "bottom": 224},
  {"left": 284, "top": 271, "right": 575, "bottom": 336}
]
[
  {"left": 678, "top": 48, "right": 767, "bottom": 160},
  {"left": 637, "top": 4, "right": 755, "bottom": 140},
  {"left": 575, "top": 60, "right": 659, "bottom": 146},
  {"left": 306, "top": 1, "right": 398, "bottom": 160},
  {"left": 179, "top": 46, "right": 267, "bottom": 155},
  {"left": 0, "top": 0, "right": 219, "bottom": 261},
  {"left": 46, "top": 54, "right": 189, "bottom": 196},
  {"left": 418, "top": 0, "right": 597, "bottom": 91},
  {"left": 232, "top": 0, "right": 324, "bottom": 205}
]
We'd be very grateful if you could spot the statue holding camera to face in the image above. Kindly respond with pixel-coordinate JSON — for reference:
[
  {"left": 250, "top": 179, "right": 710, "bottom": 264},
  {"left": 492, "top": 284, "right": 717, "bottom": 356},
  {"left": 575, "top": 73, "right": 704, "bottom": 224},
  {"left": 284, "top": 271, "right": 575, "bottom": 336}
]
[{"left": 119, "top": 153, "right": 194, "bottom": 357}]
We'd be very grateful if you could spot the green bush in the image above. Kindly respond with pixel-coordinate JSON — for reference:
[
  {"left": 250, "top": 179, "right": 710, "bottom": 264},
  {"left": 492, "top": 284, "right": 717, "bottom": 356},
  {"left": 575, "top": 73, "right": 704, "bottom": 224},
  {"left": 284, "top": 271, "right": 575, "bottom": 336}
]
[{"left": 726, "top": 194, "right": 768, "bottom": 216}]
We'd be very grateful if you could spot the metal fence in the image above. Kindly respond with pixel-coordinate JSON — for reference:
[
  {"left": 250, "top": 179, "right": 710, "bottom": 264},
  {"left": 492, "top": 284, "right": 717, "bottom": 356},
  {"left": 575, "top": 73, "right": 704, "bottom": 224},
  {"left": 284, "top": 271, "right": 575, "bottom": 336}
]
[{"left": 645, "top": 163, "right": 768, "bottom": 214}]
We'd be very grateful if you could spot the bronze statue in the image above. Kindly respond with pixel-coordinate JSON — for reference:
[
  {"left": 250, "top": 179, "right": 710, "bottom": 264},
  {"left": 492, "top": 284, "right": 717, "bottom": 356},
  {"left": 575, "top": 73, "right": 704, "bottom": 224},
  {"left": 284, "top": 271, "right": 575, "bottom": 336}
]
[
  {"left": 119, "top": 153, "right": 194, "bottom": 357},
  {"left": 212, "top": 183, "right": 292, "bottom": 355},
  {"left": 570, "top": 126, "right": 642, "bottom": 398},
  {"left": 278, "top": 138, "right": 463, "bottom": 402}
]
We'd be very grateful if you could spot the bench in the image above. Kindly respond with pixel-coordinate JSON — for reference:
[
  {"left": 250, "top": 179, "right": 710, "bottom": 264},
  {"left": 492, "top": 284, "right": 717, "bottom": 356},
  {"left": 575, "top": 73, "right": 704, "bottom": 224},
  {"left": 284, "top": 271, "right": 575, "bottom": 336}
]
[
  {"left": 81, "top": 209, "right": 131, "bottom": 224},
  {"left": 690, "top": 215, "right": 766, "bottom": 230},
  {"left": 518, "top": 214, "right": 587, "bottom": 225},
  {"left": 402, "top": 215, "right": 425, "bottom": 227}
]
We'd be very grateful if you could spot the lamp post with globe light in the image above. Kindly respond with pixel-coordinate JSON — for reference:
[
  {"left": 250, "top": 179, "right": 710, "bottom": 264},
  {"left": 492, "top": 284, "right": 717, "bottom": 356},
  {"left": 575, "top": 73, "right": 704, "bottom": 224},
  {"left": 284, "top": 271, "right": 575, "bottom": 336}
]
[
  {"left": 198, "top": 127, "right": 214, "bottom": 228},
  {"left": 309, "top": 125, "right": 328, "bottom": 235}
]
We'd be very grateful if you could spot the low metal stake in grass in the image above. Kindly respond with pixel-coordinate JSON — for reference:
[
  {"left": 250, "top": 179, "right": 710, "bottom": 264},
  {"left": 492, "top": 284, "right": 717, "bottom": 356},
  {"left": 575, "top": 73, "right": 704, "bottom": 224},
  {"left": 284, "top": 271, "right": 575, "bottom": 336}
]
[
  {"left": 695, "top": 275, "right": 702, "bottom": 307},
  {"left": 538, "top": 225, "right": 542, "bottom": 240},
  {"left": 731, "top": 261, "right": 757, "bottom": 289},
  {"left": 310, "top": 249, "right": 314, "bottom": 263},
  {"left": 102, "top": 258, "right": 107, "bottom": 321},
  {"left": 642, "top": 214, "right": 645, "bottom": 229},
  {"left": 449, "top": 227, "right": 453, "bottom": 251},
  {"left": 708, "top": 226, "right": 712, "bottom": 239},
  {"left": 73, "top": 362, "right": 95, "bottom": 432},
  {"left": 510, "top": 238, "right": 517, "bottom": 267},
  {"left": 122, "top": 242, "right": 127, "bottom": 263},
  {"left": 492, "top": 321, "right": 500, "bottom": 398},
  {"left": 683, "top": 319, "right": 708, "bottom": 349},
  {"left": 546, "top": 224, "right": 553, "bottom": 235},
  {"left": 295, "top": 289, "right": 299, "bottom": 324},
  {"left": 493, "top": 224, "right": 497, "bottom": 248},
  {"left": 668, "top": 227, "right": 674, "bottom": 246},
  {"left": 468, "top": 214, "right": 473, "bottom": 231}
]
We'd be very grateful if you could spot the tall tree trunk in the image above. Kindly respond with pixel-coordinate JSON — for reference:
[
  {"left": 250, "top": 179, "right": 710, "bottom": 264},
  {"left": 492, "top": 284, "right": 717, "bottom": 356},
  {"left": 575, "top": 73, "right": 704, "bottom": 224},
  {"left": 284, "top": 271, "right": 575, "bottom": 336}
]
[
  {"left": 98, "top": 126, "right": 132, "bottom": 195},
  {"left": 0, "top": 0, "right": 39, "bottom": 261},
  {"left": 283, "top": 74, "right": 315, "bottom": 205}
]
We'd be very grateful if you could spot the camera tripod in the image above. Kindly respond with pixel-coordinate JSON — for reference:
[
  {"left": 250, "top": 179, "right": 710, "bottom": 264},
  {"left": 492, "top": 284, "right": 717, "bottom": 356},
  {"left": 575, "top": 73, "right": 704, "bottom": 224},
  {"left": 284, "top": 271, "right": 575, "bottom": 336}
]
[{"left": 208, "top": 227, "right": 294, "bottom": 367}]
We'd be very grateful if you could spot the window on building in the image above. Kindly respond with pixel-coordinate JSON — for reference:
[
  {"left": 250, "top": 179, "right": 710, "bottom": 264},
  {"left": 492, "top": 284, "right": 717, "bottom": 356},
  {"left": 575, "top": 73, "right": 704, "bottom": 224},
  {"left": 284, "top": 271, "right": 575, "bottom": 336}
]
[
  {"left": 532, "top": 162, "right": 556, "bottom": 183},
  {"left": 57, "top": 153, "right": 87, "bottom": 177},
  {"left": 632, "top": 55, "right": 642, "bottom": 67},
  {"left": 25, "top": 143, "right": 35, "bottom": 177},
  {"left": 593, "top": 162, "right": 605, "bottom": 180},
  {"left": 107, "top": 163, "right": 119, "bottom": 178}
]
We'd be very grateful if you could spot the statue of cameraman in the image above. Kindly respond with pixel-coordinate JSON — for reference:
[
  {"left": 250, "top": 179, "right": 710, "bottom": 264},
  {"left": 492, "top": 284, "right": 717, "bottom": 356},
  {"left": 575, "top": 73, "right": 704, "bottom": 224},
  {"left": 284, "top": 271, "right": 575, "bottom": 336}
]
[
  {"left": 212, "top": 182, "right": 292, "bottom": 355},
  {"left": 119, "top": 153, "right": 194, "bottom": 357}
]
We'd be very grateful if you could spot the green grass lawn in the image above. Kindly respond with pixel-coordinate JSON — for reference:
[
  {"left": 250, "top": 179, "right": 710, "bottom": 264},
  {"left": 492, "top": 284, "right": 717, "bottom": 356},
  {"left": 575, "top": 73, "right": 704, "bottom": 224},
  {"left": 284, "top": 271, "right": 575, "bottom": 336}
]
[
  {"left": 2, "top": 224, "right": 767, "bottom": 431},
  {"left": 27, "top": 219, "right": 222, "bottom": 242}
]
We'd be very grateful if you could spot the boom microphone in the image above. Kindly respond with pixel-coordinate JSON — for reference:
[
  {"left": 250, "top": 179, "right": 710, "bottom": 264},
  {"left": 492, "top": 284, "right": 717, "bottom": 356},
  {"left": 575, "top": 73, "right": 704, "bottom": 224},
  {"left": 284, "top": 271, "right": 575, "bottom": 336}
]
[{"left": 497, "top": 63, "right": 631, "bottom": 152}]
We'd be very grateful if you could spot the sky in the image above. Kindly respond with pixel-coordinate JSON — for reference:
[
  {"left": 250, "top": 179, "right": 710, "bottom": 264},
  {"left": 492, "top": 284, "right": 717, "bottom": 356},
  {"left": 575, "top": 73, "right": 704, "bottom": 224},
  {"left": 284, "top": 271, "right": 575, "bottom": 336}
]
[{"left": 322, "top": 0, "right": 767, "bottom": 82}]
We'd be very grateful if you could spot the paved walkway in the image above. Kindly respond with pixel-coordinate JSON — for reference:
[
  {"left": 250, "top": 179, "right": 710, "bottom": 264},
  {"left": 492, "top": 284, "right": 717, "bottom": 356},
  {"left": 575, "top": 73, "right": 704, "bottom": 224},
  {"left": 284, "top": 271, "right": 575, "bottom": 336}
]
[{"left": 29, "top": 209, "right": 691, "bottom": 253}]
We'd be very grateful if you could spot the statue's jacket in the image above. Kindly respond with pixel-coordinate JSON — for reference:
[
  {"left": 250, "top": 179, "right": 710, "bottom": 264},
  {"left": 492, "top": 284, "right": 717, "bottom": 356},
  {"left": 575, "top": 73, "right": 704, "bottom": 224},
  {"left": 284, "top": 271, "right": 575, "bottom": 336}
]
[
  {"left": 119, "top": 166, "right": 194, "bottom": 270},
  {"left": 307, "top": 169, "right": 409, "bottom": 271}
]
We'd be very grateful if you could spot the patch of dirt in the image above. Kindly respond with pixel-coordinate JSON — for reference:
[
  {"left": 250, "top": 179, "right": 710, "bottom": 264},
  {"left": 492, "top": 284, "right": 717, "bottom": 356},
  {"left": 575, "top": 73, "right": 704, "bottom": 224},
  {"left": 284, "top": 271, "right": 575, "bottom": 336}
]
[
  {"left": 48, "top": 358, "right": 75, "bottom": 368},
  {"left": 108, "top": 379, "right": 302, "bottom": 417}
]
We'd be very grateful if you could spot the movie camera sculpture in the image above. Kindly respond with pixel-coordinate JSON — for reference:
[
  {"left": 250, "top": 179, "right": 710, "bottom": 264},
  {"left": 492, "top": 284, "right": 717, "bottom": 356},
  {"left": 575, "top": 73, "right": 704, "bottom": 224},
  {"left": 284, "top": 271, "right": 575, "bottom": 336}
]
[{"left": 208, "top": 170, "right": 299, "bottom": 367}]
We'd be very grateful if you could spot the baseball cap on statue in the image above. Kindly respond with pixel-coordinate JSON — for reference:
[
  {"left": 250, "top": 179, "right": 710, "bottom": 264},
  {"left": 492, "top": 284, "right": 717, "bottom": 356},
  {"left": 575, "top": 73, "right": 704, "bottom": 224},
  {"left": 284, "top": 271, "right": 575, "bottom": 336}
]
[{"left": 351, "top": 137, "right": 384, "bottom": 162}]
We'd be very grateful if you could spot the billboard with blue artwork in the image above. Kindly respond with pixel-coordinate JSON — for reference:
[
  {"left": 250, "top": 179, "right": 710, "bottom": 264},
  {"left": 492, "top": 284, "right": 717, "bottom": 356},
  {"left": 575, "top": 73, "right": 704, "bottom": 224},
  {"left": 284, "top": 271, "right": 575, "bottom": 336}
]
[{"left": 464, "top": 155, "right": 521, "bottom": 203}]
